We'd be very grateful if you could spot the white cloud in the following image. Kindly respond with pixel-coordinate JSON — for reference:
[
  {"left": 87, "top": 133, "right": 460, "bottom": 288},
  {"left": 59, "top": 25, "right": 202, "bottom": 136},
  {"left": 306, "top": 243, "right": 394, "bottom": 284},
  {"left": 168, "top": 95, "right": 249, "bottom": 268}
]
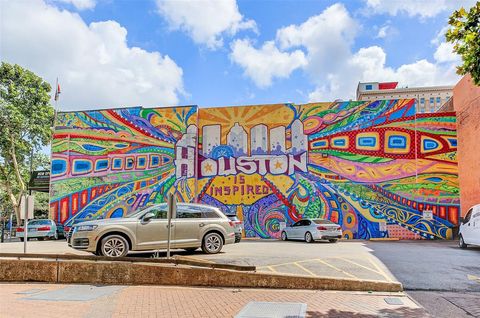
[
  {"left": 375, "top": 25, "right": 389, "bottom": 39},
  {"left": 229, "top": 3, "right": 460, "bottom": 101},
  {"left": 156, "top": 0, "right": 256, "bottom": 49},
  {"left": 434, "top": 42, "right": 459, "bottom": 63},
  {"left": 55, "top": 0, "right": 96, "bottom": 10},
  {"left": 1, "top": 0, "right": 184, "bottom": 110},
  {"left": 230, "top": 39, "right": 307, "bottom": 88},
  {"left": 364, "top": 0, "right": 477, "bottom": 18},
  {"left": 276, "top": 3, "right": 358, "bottom": 76}
]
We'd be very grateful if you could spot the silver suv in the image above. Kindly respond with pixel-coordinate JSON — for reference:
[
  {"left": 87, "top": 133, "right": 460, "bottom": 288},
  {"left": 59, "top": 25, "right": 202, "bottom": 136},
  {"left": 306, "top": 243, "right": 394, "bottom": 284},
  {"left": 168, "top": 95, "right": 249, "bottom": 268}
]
[{"left": 68, "top": 203, "right": 236, "bottom": 257}]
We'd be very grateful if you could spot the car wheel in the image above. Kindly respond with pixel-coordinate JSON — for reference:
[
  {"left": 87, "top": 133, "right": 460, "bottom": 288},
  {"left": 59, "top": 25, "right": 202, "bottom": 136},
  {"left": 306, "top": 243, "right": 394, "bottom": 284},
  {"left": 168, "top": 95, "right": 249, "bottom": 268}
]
[
  {"left": 305, "top": 232, "right": 313, "bottom": 243},
  {"left": 100, "top": 235, "right": 129, "bottom": 257},
  {"left": 20, "top": 238, "right": 24, "bottom": 242},
  {"left": 201, "top": 232, "right": 223, "bottom": 254},
  {"left": 329, "top": 239, "right": 338, "bottom": 243},
  {"left": 183, "top": 247, "right": 198, "bottom": 253},
  {"left": 38, "top": 237, "right": 45, "bottom": 241},
  {"left": 281, "top": 231, "right": 288, "bottom": 241},
  {"left": 459, "top": 235, "right": 468, "bottom": 249}
]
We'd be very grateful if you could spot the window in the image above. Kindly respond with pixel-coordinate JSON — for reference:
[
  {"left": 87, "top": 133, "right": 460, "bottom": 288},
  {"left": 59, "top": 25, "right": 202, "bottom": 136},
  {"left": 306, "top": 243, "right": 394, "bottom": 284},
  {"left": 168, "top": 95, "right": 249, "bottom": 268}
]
[
  {"left": 177, "top": 205, "right": 202, "bottom": 219},
  {"left": 148, "top": 206, "right": 168, "bottom": 219},
  {"left": 176, "top": 204, "right": 221, "bottom": 219},
  {"left": 436, "top": 97, "right": 441, "bottom": 104},
  {"left": 429, "top": 97, "right": 434, "bottom": 104},
  {"left": 464, "top": 208, "right": 473, "bottom": 224},
  {"left": 200, "top": 206, "right": 222, "bottom": 218},
  {"left": 292, "top": 221, "right": 302, "bottom": 227},
  {"left": 300, "top": 220, "right": 311, "bottom": 226},
  {"left": 420, "top": 98, "right": 425, "bottom": 104},
  {"left": 365, "top": 84, "right": 373, "bottom": 90},
  {"left": 313, "top": 219, "right": 335, "bottom": 225}
]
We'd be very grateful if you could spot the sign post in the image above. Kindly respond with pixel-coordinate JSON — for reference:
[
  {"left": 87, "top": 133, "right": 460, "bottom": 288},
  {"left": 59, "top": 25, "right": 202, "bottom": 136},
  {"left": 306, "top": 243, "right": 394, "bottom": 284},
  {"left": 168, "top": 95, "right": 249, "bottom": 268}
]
[
  {"left": 20, "top": 195, "right": 34, "bottom": 253},
  {"left": 166, "top": 193, "right": 176, "bottom": 259}
]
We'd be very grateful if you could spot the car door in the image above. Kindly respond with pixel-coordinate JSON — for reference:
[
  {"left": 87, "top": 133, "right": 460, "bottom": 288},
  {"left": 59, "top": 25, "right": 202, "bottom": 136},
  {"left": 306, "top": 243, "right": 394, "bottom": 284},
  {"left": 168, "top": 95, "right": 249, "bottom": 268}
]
[
  {"left": 172, "top": 204, "right": 204, "bottom": 247},
  {"left": 289, "top": 221, "right": 302, "bottom": 239},
  {"left": 135, "top": 204, "right": 169, "bottom": 250},
  {"left": 472, "top": 205, "right": 480, "bottom": 245},
  {"left": 461, "top": 208, "right": 473, "bottom": 244},
  {"left": 298, "top": 220, "right": 311, "bottom": 239}
]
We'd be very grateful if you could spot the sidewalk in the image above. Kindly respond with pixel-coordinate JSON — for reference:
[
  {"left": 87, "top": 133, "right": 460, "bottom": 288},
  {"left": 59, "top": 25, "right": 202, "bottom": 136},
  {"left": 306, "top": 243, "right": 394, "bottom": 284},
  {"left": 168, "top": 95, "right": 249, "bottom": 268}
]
[{"left": 0, "top": 283, "right": 429, "bottom": 318}]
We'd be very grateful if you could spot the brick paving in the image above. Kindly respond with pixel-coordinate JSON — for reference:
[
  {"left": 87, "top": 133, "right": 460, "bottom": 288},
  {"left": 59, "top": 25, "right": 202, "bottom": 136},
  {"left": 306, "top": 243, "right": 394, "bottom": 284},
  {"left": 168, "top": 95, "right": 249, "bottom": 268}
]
[{"left": 0, "top": 283, "right": 429, "bottom": 318}]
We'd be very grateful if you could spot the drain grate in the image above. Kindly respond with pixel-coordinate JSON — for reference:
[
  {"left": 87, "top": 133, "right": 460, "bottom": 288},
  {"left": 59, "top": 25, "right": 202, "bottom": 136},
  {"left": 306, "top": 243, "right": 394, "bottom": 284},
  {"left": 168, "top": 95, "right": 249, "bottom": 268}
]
[
  {"left": 235, "top": 302, "right": 307, "bottom": 318},
  {"left": 384, "top": 297, "right": 404, "bottom": 305},
  {"left": 22, "top": 285, "right": 123, "bottom": 302}
]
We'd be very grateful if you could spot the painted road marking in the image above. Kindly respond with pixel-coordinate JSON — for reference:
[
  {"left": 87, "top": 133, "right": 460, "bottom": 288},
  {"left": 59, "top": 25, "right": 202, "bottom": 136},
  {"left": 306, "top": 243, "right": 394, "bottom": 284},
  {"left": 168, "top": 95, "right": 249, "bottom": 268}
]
[
  {"left": 366, "top": 257, "right": 393, "bottom": 282},
  {"left": 314, "top": 259, "right": 357, "bottom": 279},
  {"left": 338, "top": 257, "right": 385, "bottom": 276},
  {"left": 293, "top": 262, "right": 317, "bottom": 277},
  {"left": 254, "top": 257, "right": 396, "bottom": 282},
  {"left": 267, "top": 266, "right": 277, "bottom": 272}
]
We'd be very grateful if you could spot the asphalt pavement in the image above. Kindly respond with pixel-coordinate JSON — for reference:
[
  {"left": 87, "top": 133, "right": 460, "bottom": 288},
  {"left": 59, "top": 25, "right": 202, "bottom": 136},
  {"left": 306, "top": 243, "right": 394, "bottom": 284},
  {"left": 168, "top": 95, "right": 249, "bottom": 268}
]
[{"left": 1, "top": 238, "right": 480, "bottom": 317}]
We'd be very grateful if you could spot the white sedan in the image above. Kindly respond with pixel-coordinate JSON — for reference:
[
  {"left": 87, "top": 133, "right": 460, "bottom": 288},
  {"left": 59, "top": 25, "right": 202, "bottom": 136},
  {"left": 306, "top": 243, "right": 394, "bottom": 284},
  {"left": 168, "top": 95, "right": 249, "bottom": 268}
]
[{"left": 281, "top": 219, "right": 342, "bottom": 243}]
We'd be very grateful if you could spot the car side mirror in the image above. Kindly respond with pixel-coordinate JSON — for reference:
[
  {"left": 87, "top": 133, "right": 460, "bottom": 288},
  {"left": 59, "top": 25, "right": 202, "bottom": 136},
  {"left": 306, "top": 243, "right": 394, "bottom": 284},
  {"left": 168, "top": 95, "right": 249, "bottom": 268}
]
[{"left": 142, "top": 212, "right": 155, "bottom": 222}]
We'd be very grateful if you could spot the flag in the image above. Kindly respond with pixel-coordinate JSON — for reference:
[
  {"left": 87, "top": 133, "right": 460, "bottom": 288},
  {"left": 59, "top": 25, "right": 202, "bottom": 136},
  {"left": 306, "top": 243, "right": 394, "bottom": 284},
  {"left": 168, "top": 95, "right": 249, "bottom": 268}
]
[{"left": 54, "top": 79, "right": 61, "bottom": 101}]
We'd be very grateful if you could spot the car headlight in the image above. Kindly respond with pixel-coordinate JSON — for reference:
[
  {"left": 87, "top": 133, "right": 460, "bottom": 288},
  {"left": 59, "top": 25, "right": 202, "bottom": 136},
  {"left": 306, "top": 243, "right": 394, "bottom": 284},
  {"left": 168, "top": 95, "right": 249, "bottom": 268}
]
[{"left": 75, "top": 225, "right": 98, "bottom": 232}]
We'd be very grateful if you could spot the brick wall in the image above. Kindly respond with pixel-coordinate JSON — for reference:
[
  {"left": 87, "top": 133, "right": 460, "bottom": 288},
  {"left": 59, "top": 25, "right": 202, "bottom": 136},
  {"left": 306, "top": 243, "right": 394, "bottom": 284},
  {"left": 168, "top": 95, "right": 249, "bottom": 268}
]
[{"left": 453, "top": 75, "right": 480, "bottom": 215}]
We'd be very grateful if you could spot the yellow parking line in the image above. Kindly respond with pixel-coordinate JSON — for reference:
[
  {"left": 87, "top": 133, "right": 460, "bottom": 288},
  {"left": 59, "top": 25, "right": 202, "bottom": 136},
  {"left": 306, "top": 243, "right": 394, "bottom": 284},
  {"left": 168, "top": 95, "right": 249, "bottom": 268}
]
[
  {"left": 366, "top": 257, "right": 393, "bottom": 282},
  {"left": 338, "top": 257, "right": 385, "bottom": 276},
  {"left": 267, "top": 266, "right": 277, "bottom": 273},
  {"left": 293, "top": 262, "right": 317, "bottom": 277},
  {"left": 315, "top": 259, "right": 357, "bottom": 279}
]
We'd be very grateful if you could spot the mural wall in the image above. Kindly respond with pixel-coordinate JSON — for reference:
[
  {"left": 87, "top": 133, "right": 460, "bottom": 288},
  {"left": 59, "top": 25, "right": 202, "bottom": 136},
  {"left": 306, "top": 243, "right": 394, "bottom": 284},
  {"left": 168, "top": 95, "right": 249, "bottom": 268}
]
[
  {"left": 50, "top": 106, "right": 198, "bottom": 224},
  {"left": 50, "top": 99, "right": 460, "bottom": 239}
]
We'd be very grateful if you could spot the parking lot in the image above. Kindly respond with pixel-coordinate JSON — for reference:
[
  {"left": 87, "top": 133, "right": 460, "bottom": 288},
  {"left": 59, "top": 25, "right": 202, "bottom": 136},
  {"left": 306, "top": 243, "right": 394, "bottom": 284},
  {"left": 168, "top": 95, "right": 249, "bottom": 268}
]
[{"left": 0, "top": 238, "right": 394, "bottom": 282}]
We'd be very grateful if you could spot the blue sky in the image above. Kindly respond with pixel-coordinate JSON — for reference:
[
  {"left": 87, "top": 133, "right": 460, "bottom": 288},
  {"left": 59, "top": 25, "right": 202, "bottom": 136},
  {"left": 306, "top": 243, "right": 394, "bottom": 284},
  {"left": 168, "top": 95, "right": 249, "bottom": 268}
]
[{"left": 1, "top": 0, "right": 475, "bottom": 110}]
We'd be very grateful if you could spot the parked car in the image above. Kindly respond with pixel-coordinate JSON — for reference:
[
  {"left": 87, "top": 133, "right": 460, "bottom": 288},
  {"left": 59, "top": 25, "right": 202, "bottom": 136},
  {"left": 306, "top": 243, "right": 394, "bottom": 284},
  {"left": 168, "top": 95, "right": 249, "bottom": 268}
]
[
  {"left": 55, "top": 222, "right": 66, "bottom": 239},
  {"left": 69, "top": 203, "right": 236, "bottom": 257},
  {"left": 226, "top": 215, "right": 243, "bottom": 243},
  {"left": 459, "top": 203, "right": 480, "bottom": 248},
  {"left": 64, "top": 218, "right": 89, "bottom": 241},
  {"left": 281, "top": 219, "right": 342, "bottom": 243},
  {"left": 16, "top": 219, "right": 59, "bottom": 241}
]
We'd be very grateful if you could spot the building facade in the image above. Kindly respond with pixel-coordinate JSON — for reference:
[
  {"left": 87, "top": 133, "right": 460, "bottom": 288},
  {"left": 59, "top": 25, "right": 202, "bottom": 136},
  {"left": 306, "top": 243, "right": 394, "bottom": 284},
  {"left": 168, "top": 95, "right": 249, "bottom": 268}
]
[
  {"left": 50, "top": 99, "right": 459, "bottom": 240},
  {"left": 357, "top": 82, "right": 453, "bottom": 113},
  {"left": 453, "top": 75, "right": 480, "bottom": 215}
]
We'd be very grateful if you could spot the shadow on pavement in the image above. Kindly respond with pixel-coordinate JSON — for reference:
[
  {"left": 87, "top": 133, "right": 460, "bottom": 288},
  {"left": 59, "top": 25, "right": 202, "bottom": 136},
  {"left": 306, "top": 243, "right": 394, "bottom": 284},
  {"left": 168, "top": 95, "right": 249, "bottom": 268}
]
[{"left": 306, "top": 307, "right": 428, "bottom": 318}]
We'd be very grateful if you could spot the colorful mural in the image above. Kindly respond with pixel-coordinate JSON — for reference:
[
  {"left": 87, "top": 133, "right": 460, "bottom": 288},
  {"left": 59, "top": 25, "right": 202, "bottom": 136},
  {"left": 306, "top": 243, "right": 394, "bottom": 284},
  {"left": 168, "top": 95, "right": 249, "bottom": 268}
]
[
  {"left": 50, "top": 106, "right": 198, "bottom": 225},
  {"left": 50, "top": 99, "right": 460, "bottom": 239}
]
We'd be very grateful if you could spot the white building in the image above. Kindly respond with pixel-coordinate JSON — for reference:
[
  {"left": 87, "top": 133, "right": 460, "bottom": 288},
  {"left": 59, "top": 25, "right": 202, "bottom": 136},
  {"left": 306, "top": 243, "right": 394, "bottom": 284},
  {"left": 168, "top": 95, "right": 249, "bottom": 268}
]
[
  {"left": 174, "top": 124, "right": 197, "bottom": 178},
  {"left": 270, "top": 126, "right": 286, "bottom": 154},
  {"left": 251, "top": 124, "right": 268, "bottom": 155},
  {"left": 202, "top": 125, "right": 221, "bottom": 156},
  {"left": 290, "top": 119, "right": 307, "bottom": 154},
  {"left": 227, "top": 122, "right": 248, "bottom": 156},
  {"left": 356, "top": 81, "right": 453, "bottom": 113}
]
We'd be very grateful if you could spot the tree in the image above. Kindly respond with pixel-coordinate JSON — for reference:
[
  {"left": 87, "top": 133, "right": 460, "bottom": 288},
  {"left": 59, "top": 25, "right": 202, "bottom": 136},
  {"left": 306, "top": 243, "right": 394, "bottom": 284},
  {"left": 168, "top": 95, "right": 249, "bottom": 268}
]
[
  {"left": 446, "top": 2, "right": 480, "bottom": 85},
  {"left": 0, "top": 62, "right": 54, "bottom": 222}
]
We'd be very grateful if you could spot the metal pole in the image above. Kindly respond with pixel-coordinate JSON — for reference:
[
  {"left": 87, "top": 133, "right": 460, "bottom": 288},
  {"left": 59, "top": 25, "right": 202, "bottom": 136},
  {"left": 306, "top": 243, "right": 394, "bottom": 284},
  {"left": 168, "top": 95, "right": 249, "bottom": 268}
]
[
  {"left": 166, "top": 193, "right": 176, "bottom": 259},
  {"left": 8, "top": 213, "right": 12, "bottom": 242},
  {"left": 23, "top": 196, "right": 28, "bottom": 253}
]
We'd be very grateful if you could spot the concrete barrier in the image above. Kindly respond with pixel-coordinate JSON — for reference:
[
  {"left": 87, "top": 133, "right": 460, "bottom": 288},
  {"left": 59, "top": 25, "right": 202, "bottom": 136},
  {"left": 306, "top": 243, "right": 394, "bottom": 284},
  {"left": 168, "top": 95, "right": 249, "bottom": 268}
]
[{"left": 0, "top": 258, "right": 402, "bottom": 292}]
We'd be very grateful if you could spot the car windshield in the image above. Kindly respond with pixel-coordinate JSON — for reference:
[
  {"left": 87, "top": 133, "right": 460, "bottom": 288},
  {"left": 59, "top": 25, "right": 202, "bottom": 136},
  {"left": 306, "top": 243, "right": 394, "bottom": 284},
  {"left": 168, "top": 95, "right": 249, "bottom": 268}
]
[
  {"left": 313, "top": 219, "right": 336, "bottom": 225},
  {"left": 28, "top": 220, "right": 51, "bottom": 225},
  {"left": 127, "top": 203, "right": 168, "bottom": 218}
]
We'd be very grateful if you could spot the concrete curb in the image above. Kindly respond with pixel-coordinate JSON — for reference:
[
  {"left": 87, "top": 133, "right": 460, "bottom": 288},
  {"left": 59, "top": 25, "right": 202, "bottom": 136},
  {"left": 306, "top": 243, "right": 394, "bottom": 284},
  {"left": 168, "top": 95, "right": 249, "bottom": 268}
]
[{"left": 0, "top": 258, "right": 402, "bottom": 292}]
